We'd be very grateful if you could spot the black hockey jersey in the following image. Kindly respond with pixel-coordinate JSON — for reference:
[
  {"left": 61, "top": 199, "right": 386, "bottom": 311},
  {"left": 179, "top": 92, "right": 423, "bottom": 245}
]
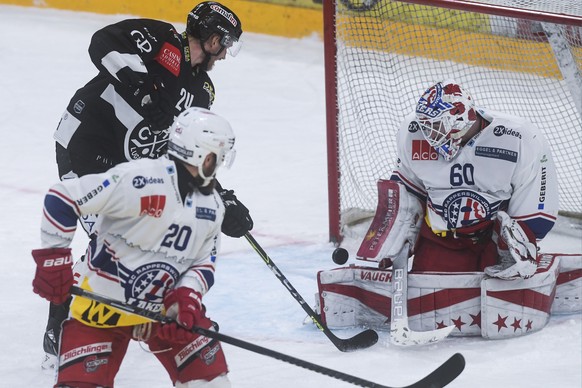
[{"left": 54, "top": 19, "right": 215, "bottom": 176}]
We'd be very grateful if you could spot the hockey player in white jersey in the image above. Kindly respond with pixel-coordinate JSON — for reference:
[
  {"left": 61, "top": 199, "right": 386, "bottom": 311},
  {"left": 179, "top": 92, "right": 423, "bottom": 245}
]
[
  {"left": 373, "top": 80, "right": 559, "bottom": 277},
  {"left": 31, "top": 107, "right": 236, "bottom": 387}
]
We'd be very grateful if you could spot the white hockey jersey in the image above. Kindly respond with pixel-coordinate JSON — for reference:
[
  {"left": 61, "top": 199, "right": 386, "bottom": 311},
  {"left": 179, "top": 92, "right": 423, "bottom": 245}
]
[
  {"left": 391, "top": 108, "right": 559, "bottom": 239},
  {"left": 40, "top": 156, "right": 224, "bottom": 327}
]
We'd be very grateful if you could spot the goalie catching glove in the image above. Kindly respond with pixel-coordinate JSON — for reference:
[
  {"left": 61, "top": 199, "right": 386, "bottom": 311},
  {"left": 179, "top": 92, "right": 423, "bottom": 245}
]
[
  {"left": 31, "top": 248, "right": 74, "bottom": 305},
  {"left": 485, "top": 211, "right": 538, "bottom": 280},
  {"left": 158, "top": 287, "right": 204, "bottom": 343}
]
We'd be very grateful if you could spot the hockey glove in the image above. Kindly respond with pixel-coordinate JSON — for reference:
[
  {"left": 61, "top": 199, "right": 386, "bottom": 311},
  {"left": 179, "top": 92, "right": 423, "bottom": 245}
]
[
  {"left": 158, "top": 287, "right": 203, "bottom": 343},
  {"left": 484, "top": 211, "right": 538, "bottom": 280},
  {"left": 141, "top": 76, "right": 175, "bottom": 133},
  {"left": 31, "top": 248, "right": 74, "bottom": 305},
  {"left": 219, "top": 189, "right": 254, "bottom": 238}
]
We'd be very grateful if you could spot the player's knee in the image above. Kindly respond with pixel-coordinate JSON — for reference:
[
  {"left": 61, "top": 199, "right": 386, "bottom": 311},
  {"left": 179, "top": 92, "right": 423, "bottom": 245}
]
[{"left": 176, "top": 373, "right": 231, "bottom": 388}]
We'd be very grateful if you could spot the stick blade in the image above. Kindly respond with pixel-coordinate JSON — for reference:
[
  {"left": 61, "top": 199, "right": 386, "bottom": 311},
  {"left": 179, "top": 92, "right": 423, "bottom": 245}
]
[
  {"left": 334, "top": 329, "right": 379, "bottom": 352},
  {"left": 390, "top": 321, "right": 455, "bottom": 347},
  {"left": 403, "top": 353, "right": 466, "bottom": 388}
]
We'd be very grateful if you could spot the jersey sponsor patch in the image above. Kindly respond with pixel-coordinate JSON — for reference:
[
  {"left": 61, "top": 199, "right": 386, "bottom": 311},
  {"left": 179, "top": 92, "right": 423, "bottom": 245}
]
[
  {"left": 475, "top": 146, "right": 517, "bottom": 162},
  {"left": 411, "top": 139, "right": 438, "bottom": 161},
  {"left": 155, "top": 42, "right": 181, "bottom": 76},
  {"left": 132, "top": 175, "right": 165, "bottom": 189},
  {"left": 140, "top": 195, "right": 166, "bottom": 217},
  {"left": 493, "top": 125, "right": 522, "bottom": 139},
  {"left": 196, "top": 207, "right": 217, "bottom": 221},
  {"left": 76, "top": 179, "right": 112, "bottom": 206},
  {"left": 60, "top": 342, "right": 112, "bottom": 368},
  {"left": 408, "top": 121, "right": 420, "bottom": 133}
]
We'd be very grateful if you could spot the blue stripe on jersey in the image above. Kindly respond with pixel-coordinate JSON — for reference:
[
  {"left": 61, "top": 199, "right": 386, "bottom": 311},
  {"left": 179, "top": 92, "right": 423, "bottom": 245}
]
[
  {"left": 199, "top": 268, "right": 215, "bottom": 290},
  {"left": 389, "top": 175, "right": 427, "bottom": 202},
  {"left": 44, "top": 193, "right": 77, "bottom": 228},
  {"left": 522, "top": 218, "right": 556, "bottom": 240}
]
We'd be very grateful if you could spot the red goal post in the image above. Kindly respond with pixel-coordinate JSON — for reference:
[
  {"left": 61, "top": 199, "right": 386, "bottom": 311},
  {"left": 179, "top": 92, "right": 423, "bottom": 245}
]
[{"left": 324, "top": 0, "right": 582, "bottom": 243}]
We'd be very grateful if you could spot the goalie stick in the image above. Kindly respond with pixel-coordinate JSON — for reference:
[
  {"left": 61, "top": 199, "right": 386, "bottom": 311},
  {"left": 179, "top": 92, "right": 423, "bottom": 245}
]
[
  {"left": 244, "top": 232, "right": 378, "bottom": 352},
  {"left": 70, "top": 286, "right": 466, "bottom": 388},
  {"left": 390, "top": 244, "right": 455, "bottom": 346}
]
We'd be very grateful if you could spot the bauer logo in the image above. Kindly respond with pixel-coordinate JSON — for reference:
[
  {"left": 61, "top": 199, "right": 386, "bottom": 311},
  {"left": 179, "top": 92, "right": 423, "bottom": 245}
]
[{"left": 411, "top": 140, "right": 438, "bottom": 161}]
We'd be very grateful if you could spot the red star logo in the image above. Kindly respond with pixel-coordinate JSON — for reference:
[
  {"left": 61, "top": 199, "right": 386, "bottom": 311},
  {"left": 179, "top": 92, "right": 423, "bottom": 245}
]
[
  {"left": 493, "top": 314, "right": 508, "bottom": 332},
  {"left": 470, "top": 312, "right": 481, "bottom": 328},
  {"left": 511, "top": 318, "right": 522, "bottom": 332},
  {"left": 452, "top": 316, "right": 465, "bottom": 331},
  {"left": 526, "top": 320, "right": 533, "bottom": 331},
  {"left": 436, "top": 320, "right": 447, "bottom": 329}
]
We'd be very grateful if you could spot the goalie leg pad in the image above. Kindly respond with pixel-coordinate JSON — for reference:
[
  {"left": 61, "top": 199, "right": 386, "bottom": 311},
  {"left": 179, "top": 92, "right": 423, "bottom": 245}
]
[
  {"left": 550, "top": 253, "right": 582, "bottom": 314},
  {"left": 481, "top": 254, "right": 560, "bottom": 339},
  {"left": 317, "top": 266, "right": 484, "bottom": 335}
]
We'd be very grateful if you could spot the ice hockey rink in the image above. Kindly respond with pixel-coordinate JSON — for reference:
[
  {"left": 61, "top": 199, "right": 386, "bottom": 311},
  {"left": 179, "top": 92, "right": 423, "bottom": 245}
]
[{"left": 0, "top": 5, "right": 580, "bottom": 387}]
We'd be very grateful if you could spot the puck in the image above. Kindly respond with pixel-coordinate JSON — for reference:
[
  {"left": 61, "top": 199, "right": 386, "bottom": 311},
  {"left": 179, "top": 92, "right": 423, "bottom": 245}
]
[{"left": 332, "top": 248, "right": 349, "bottom": 265}]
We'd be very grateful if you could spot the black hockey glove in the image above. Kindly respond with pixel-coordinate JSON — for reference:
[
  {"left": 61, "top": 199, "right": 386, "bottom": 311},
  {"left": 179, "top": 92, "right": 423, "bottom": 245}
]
[
  {"left": 219, "top": 189, "right": 254, "bottom": 238},
  {"left": 141, "top": 76, "right": 175, "bottom": 133}
]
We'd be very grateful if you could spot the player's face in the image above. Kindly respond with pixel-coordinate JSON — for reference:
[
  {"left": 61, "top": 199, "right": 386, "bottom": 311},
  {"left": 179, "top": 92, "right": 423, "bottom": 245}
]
[
  {"left": 202, "top": 153, "right": 218, "bottom": 179},
  {"left": 204, "top": 35, "right": 228, "bottom": 70},
  {"left": 420, "top": 119, "right": 448, "bottom": 145}
]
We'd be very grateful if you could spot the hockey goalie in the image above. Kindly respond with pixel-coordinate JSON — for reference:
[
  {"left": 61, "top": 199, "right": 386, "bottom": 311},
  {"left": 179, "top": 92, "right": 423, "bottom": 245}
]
[{"left": 318, "top": 81, "right": 582, "bottom": 341}]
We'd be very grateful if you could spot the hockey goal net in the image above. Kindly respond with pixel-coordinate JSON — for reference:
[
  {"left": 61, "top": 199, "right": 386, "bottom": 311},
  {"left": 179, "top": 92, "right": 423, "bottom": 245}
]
[{"left": 324, "top": 0, "right": 582, "bottom": 243}]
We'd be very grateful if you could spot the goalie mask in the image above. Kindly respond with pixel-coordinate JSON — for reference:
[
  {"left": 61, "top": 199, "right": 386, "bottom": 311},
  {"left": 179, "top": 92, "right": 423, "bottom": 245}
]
[
  {"left": 415, "top": 80, "right": 477, "bottom": 161},
  {"left": 167, "top": 107, "right": 236, "bottom": 187},
  {"left": 187, "top": 1, "right": 243, "bottom": 57}
]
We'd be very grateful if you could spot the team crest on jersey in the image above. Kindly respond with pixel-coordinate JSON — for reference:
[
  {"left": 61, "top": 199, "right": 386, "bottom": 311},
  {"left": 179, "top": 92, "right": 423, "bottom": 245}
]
[
  {"left": 441, "top": 190, "right": 491, "bottom": 229},
  {"left": 125, "top": 125, "right": 170, "bottom": 161},
  {"left": 125, "top": 261, "right": 180, "bottom": 310}
]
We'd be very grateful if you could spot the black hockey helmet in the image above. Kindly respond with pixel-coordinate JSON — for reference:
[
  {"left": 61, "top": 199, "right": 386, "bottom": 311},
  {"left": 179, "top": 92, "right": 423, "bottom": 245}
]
[{"left": 187, "top": 2, "right": 243, "bottom": 51}]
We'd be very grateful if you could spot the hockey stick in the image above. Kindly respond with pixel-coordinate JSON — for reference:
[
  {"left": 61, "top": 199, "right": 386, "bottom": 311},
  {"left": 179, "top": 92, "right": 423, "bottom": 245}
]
[
  {"left": 70, "top": 286, "right": 465, "bottom": 388},
  {"left": 390, "top": 244, "right": 455, "bottom": 346},
  {"left": 244, "top": 232, "right": 378, "bottom": 352}
]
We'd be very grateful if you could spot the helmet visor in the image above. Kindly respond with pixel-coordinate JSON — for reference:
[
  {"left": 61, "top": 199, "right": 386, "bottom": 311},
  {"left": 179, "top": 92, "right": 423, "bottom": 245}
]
[{"left": 220, "top": 34, "right": 243, "bottom": 57}]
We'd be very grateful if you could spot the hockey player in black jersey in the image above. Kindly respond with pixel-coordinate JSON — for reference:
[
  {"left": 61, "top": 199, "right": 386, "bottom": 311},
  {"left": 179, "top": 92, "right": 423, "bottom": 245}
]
[{"left": 43, "top": 1, "right": 253, "bottom": 369}]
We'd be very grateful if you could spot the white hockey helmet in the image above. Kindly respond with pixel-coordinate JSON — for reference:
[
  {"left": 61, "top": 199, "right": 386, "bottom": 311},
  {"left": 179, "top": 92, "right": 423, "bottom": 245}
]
[
  {"left": 167, "top": 107, "right": 236, "bottom": 186},
  {"left": 415, "top": 80, "right": 478, "bottom": 161}
]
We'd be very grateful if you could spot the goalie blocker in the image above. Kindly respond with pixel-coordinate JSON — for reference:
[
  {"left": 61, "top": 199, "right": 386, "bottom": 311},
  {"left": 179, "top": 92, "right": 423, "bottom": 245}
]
[{"left": 316, "top": 253, "right": 581, "bottom": 339}]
